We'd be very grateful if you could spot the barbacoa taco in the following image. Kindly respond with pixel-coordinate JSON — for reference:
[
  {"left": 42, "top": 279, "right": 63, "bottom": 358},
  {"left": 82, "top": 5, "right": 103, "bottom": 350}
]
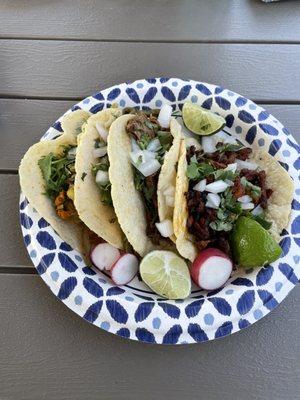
[
  {"left": 108, "top": 107, "right": 182, "bottom": 257},
  {"left": 74, "top": 107, "right": 124, "bottom": 249},
  {"left": 174, "top": 135, "right": 294, "bottom": 264},
  {"left": 19, "top": 110, "right": 91, "bottom": 253}
]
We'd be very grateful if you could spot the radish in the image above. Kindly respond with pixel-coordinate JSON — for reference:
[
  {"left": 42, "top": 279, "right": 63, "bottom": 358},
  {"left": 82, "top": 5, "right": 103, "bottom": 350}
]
[
  {"left": 110, "top": 254, "right": 139, "bottom": 285},
  {"left": 90, "top": 243, "right": 120, "bottom": 271},
  {"left": 191, "top": 248, "right": 233, "bottom": 291}
]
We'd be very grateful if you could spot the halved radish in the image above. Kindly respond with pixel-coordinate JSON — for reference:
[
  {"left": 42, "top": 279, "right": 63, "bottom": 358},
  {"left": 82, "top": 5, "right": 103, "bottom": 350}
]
[
  {"left": 191, "top": 248, "right": 233, "bottom": 291},
  {"left": 90, "top": 243, "right": 120, "bottom": 271},
  {"left": 110, "top": 254, "right": 139, "bottom": 285}
]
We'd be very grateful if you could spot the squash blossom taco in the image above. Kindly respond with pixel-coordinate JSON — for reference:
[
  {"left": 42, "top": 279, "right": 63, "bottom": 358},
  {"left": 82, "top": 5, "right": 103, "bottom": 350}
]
[
  {"left": 174, "top": 134, "right": 294, "bottom": 267},
  {"left": 108, "top": 106, "right": 182, "bottom": 257}
]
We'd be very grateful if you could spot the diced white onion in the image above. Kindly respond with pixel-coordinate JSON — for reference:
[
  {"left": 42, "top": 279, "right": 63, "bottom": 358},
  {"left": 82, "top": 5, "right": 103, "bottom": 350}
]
[
  {"left": 95, "top": 170, "right": 109, "bottom": 185},
  {"left": 137, "top": 159, "right": 161, "bottom": 177},
  {"left": 185, "top": 137, "right": 201, "bottom": 150},
  {"left": 225, "top": 179, "right": 234, "bottom": 187},
  {"left": 236, "top": 159, "right": 258, "bottom": 171},
  {"left": 130, "top": 150, "right": 145, "bottom": 165},
  {"left": 202, "top": 136, "right": 217, "bottom": 154},
  {"left": 193, "top": 179, "right": 207, "bottom": 192},
  {"left": 143, "top": 150, "right": 156, "bottom": 161},
  {"left": 241, "top": 202, "right": 255, "bottom": 210},
  {"left": 96, "top": 122, "right": 108, "bottom": 142},
  {"left": 157, "top": 104, "right": 173, "bottom": 128},
  {"left": 238, "top": 195, "right": 252, "bottom": 204},
  {"left": 155, "top": 219, "right": 174, "bottom": 238},
  {"left": 165, "top": 195, "right": 175, "bottom": 207},
  {"left": 93, "top": 146, "right": 107, "bottom": 158},
  {"left": 67, "top": 147, "right": 77, "bottom": 159},
  {"left": 225, "top": 163, "right": 237, "bottom": 173},
  {"left": 205, "top": 180, "right": 229, "bottom": 194},
  {"left": 131, "top": 138, "right": 140, "bottom": 152},
  {"left": 224, "top": 136, "right": 238, "bottom": 145},
  {"left": 252, "top": 204, "right": 263, "bottom": 216},
  {"left": 163, "top": 186, "right": 175, "bottom": 197},
  {"left": 206, "top": 193, "right": 221, "bottom": 209},
  {"left": 147, "top": 138, "right": 161, "bottom": 152}
]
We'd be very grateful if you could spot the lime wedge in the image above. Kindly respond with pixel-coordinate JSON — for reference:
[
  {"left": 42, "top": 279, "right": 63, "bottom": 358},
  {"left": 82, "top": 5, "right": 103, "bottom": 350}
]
[
  {"left": 140, "top": 251, "right": 191, "bottom": 299},
  {"left": 182, "top": 102, "right": 226, "bottom": 136},
  {"left": 230, "top": 216, "right": 282, "bottom": 268}
]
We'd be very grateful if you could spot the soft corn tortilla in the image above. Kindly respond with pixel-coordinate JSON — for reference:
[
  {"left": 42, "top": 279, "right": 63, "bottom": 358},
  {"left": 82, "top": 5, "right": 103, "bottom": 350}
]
[
  {"left": 74, "top": 109, "right": 124, "bottom": 249},
  {"left": 108, "top": 114, "right": 182, "bottom": 256},
  {"left": 157, "top": 118, "right": 183, "bottom": 243},
  {"left": 174, "top": 144, "right": 294, "bottom": 262},
  {"left": 19, "top": 110, "right": 91, "bottom": 254},
  {"left": 108, "top": 114, "right": 154, "bottom": 257}
]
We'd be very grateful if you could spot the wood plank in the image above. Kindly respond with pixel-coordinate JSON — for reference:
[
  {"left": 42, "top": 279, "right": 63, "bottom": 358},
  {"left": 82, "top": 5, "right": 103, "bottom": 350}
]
[
  {"left": 0, "top": 175, "right": 32, "bottom": 266},
  {"left": 1, "top": 0, "right": 300, "bottom": 42},
  {"left": 0, "top": 99, "right": 74, "bottom": 170},
  {"left": 1, "top": 41, "right": 300, "bottom": 100},
  {"left": 1, "top": 99, "right": 299, "bottom": 171},
  {"left": 0, "top": 274, "right": 299, "bottom": 400}
]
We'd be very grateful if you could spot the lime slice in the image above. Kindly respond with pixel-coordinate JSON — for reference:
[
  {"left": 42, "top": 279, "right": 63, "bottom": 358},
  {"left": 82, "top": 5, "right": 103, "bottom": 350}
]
[
  {"left": 182, "top": 101, "right": 226, "bottom": 136},
  {"left": 230, "top": 216, "right": 282, "bottom": 268},
  {"left": 140, "top": 251, "right": 191, "bottom": 299}
]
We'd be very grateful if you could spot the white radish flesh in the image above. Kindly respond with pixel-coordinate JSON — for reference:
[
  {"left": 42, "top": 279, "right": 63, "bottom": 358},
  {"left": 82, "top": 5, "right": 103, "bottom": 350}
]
[
  {"left": 193, "top": 179, "right": 207, "bottom": 192},
  {"left": 157, "top": 104, "right": 173, "bottom": 128},
  {"left": 96, "top": 122, "right": 108, "bottom": 142},
  {"left": 236, "top": 159, "right": 258, "bottom": 171},
  {"left": 137, "top": 159, "right": 161, "bottom": 177},
  {"left": 93, "top": 146, "right": 107, "bottom": 158},
  {"left": 110, "top": 254, "right": 139, "bottom": 285},
  {"left": 91, "top": 243, "right": 120, "bottom": 271},
  {"left": 155, "top": 219, "right": 174, "bottom": 237},
  {"left": 96, "top": 170, "right": 109, "bottom": 185},
  {"left": 238, "top": 195, "right": 252, "bottom": 203},
  {"left": 202, "top": 136, "right": 217, "bottom": 154},
  {"left": 205, "top": 180, "right": 229, "bottom": 194},
  {"left": 206, "top": 193, "right": 221, "bottom": 208},
  {"left": 147, "top": 138, "right": 161, "bottom": 152},
  {"left": 191, "top": 248, "right": 233, "bottom": 290}
]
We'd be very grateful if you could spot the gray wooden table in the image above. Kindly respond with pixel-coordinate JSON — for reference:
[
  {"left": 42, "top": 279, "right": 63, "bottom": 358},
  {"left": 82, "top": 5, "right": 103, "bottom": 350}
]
[{"left": 1, "top": 1, "right": 300, "bottom": 399}]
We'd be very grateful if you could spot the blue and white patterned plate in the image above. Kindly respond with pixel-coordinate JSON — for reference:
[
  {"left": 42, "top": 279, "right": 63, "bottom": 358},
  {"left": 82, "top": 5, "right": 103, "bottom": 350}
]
[{"left": 20, "top": 78, "right": 300, "bottom": 344}]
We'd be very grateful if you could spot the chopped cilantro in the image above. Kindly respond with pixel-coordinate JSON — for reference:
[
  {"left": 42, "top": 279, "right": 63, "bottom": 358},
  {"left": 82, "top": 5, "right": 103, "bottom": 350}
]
[
  {"left": 38, "top": 145, "right": 75, "bottom": 200},
  {"left": 241, "top": 177, "right": 261, "bottom": 199},
  {"left": 157, "top": 130, "right": 173, "bottom": 152},
  {"left": 138, "top": 134, "right": 152, "bottom": 150},
  {"left": 209, "top": 220, "right": 233, "bottom": 232},
  {"left": 186, "top": 162, "right": 214, "bottom": 181},
  {"left": 216, "top": 143, "right": 243, "bottom": 153},
  {"left": 213, "top": 169, "right": 237, "bottom": 181}
]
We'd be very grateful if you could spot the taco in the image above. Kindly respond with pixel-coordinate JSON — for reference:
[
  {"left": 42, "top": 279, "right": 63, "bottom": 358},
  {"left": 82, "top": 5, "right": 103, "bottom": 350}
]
[
  {"left": 174, "top": 135, "right": 294, "bottom": 263},
  {"left": 74, "top": 107, "right": 124, "bottom": 249},
  {"left": 19, "top": 110, "right": 90, "bottom": 253},
  {"left": 108, "top": 108, "right": 182, "bottom": 257}
]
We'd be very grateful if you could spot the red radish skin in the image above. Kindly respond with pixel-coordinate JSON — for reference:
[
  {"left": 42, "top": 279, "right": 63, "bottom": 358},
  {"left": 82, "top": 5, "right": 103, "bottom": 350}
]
[
  {"left": 191, "top": 248, "right": 233, "bottom": 291},
  {"left": 90, "top": 243, "right": 120, "bottom": 271},
  {"left": 110, "top": 254, "right": 139, "bottom": 285}
]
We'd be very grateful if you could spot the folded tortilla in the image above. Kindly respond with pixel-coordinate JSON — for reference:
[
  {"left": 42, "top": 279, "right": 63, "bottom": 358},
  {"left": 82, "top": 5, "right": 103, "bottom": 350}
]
[
  {"left": 174, "top": 142, "right": 294, "bottom": 262},
  {"left": 74, "top": 108, "right": 124, "bottom": 249},
  {"left": 19, "top": 110, "right": 90, "bottom": 254}
]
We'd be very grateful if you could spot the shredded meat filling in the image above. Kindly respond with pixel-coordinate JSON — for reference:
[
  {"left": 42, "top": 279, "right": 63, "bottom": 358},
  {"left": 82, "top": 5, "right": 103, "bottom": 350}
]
[{"left": 126, "top": 114, "right": 157, "bottom": 142}]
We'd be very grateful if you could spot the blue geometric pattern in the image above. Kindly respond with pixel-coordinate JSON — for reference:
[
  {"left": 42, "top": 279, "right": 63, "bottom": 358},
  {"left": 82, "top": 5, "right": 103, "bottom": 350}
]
[{"left": 19, "top": 78, "right": 300, "bottom": 344}]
